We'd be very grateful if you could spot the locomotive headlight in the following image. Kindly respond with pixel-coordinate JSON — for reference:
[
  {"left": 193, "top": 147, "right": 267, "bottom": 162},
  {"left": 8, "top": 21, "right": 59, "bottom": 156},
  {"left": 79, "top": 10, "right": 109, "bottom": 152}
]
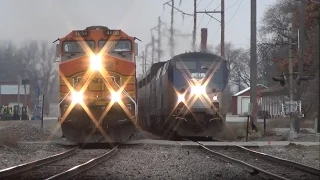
[
  {"left": 90, "top": 54, "right": 102, "bottom": 71},
  {"left": 111, "top": 91, "right": 121, "bottom": 103},
  {"left": 191, "top": 85, "right": 206, "bottom": 95},
  {"left": 177, "top": 94, "right": 185, "bottom": 102},
  {"left": 212, "top": 95, "right": 218, "bottom": 101},
  {"left": 71, "top": 91, "right": 84, "bottom": 104}
]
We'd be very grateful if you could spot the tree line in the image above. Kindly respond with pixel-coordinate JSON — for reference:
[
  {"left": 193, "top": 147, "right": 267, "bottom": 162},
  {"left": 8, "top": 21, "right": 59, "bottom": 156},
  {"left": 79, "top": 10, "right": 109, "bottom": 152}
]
[{"left": 0, "top": 40, "right": 58, "bottom": 116}]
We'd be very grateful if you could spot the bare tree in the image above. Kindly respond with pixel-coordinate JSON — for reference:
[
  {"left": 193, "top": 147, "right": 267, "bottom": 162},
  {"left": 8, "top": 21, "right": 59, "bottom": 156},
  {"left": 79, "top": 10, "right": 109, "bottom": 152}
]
[
  {"left": 258, "top": 0, "right": 319, "bottom": 118},
  {"left": 15, "top": 40, "right": 58, "bottom": 116}
]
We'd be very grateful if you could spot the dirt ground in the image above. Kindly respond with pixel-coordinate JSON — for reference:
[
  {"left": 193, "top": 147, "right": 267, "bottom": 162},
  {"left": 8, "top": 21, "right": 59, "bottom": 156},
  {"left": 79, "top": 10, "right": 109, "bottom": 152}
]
[{"left": 225, "top": 118, "right": 319, "bottom": 142}]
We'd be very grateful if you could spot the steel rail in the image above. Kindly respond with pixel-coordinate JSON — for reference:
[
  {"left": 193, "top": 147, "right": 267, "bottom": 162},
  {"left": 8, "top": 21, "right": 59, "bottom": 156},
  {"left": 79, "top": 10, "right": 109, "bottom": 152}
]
[
  {"left": 235, "top": 145, "right": 320, "bottom": 176},
  {"left": 0, "top": 148, "right": 77, "bottom": 179},
  {"left": 45, "top": 145, "right": 118, "bottom": 180},
  {"left": 183, "top": 139, "right": 289, "bottom": 180}
]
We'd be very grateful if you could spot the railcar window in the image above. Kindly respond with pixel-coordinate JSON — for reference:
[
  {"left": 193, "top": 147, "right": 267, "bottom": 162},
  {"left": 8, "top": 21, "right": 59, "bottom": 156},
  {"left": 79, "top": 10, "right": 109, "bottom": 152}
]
[
  {"left": 62, "top": 41, "right": 95, "bottom": 53},
  {"left": 201, "top": 61, "right": 221, "bottom": 70},
  {"left": 98, "top": 40, "right": 131, "bottom": 52},
  {"left": 176, "top": 61, "right": 197, "bottom": 70}
]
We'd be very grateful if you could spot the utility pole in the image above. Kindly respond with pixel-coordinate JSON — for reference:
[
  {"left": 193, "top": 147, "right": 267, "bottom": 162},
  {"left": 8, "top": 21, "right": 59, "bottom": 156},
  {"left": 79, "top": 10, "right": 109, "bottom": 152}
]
[
  {"left": 151, "top": 16, "right": 165, "bottom": 63},
  {"left": 288, "top": 22, "right": 298, "bottom": 140},
  {"left": 221, "top": 0, "right": 225, "bottom": 58},
  {"left": 170, "top": 0, "right": 175, "bottom": 57},
  {"left": 250, "top": 0, "right": 258, "bottom": 130},
  {"left": 17, "top": 76, "right": 21, "bottom": 120},
  {"left": 295, "top": 0, "right": 306, "bottom": 133},
  {"left": 192, "top": 0, "right": 197, "bottom": 51},
  {"left": 158, "top": 16, "right": 162, "bottom": 62},
  {"left": 195, "top": 0, "right": 224, "bottom": 57},
  {"left": 318, "top": 11, "right": 320, "bottom": 133},
  {"left": 151, "top": 35, "right": 155, "bottom": 64}
]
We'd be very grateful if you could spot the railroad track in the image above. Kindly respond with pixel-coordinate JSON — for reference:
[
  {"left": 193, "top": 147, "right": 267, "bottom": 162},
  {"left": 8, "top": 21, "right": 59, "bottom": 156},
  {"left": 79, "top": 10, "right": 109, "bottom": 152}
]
[
  {"left": 0, "top": 145, "right": 118, "bottom": 180},
  {"left": 184, "top": 139, "right": 320, "bottom": 180}
]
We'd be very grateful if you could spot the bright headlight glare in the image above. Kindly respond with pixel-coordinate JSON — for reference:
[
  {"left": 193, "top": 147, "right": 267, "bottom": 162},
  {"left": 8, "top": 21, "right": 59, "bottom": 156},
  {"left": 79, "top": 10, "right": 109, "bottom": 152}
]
[
  {"left": 178, "top": 94, "right": 185, "bottom": 102},
  {"left": 212, "top": 95, "right": 218, "bottom": 101},
  {"left": 111, "top": 91, "right": 121, "bottom": 102},
  {"left": 191, "top": 85, "right": 206, "bottom": 95},
  {"left": 71, "top": 91, "right": 83, "bottom": 104},
  {"left": 90, "top": 54, "right": 102, "bottom": 71}
]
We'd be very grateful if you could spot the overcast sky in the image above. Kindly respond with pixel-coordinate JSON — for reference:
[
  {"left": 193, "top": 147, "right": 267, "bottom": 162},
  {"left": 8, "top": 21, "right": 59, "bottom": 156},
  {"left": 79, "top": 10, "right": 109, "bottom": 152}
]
[{"left": 0, "top": 0, "right": 276, "bottom": 73}]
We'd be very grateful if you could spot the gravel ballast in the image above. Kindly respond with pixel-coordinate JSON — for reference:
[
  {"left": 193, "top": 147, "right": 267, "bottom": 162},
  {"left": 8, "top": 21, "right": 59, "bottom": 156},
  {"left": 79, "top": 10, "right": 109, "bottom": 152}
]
[
  {"left": 83, "top": 144, "right": 264, "bottom": 180},
  {"left": 0, "top": 144, "right": 70, "bottom": 170},
  {"left": 212, "top": 147, "right": 319, "bottom": 180},
  {"left": 6, "top": 149, "right": 108, "bottom": 180},
  {"left": 0, "top": 123, "right": 59, "bottom": 142},
  {"left": 250, "top": 144, "right": 320, "bottom": 169}
]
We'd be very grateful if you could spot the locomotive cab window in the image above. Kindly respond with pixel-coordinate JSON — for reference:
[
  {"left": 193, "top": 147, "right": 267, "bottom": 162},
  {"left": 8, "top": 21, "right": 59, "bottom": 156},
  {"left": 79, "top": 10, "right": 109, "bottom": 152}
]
[
  {"left": 176, "top": 61, "right": 197, "bottom": 70},
  {"left": 62, "top": 41, "right": 95, "bottom": 53},
  {"left": 201, "top": 61, "right": 221, "bottom": 70},
  {"left": 98, "top": 40, "right": 132, "bottom": 52}
]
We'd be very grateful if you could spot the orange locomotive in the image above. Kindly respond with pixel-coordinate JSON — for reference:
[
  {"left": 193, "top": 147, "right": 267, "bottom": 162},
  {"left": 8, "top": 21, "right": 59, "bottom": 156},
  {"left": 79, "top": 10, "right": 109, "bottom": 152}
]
[{"left": 55, "top": 26, "right": 138, "bottom": 144}]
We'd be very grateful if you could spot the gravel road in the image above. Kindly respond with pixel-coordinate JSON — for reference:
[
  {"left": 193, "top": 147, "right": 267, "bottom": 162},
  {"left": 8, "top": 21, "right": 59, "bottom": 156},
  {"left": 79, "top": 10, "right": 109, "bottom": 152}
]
[
  {"left": 0, "top": 144, "right": 70, "bottom": 170},
  {"left": 249, "top": 144, "right": 320, "bottom": 169},
  {"left": 212, "top": 147, "right": 319, "bottom": 180},
  {"left": 82, "top": 144, "right": 264, "bottom": 180}
]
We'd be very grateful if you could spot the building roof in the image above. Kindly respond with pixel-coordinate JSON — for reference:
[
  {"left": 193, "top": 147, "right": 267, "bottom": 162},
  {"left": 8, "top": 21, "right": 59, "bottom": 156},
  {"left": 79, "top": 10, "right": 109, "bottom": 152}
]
[
  {"left": 259, "top": 85, "right": 286, "bottom": 94},
  {"left": 233, "top": 84, "right": 268, "bottom": 96}
]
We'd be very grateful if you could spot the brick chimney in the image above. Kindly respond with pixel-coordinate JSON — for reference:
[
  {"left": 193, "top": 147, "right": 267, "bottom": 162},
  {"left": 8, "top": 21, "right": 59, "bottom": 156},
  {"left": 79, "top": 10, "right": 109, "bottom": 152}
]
[{"left": 200, "top": 28, "right": 208, "bottom": 52}]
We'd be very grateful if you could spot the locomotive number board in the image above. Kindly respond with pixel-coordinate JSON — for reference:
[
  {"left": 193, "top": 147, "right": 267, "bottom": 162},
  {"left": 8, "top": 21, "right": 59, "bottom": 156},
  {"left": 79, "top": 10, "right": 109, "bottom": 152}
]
[
  {"left": 73, "top": 30, "right": 88, "bottom": 37},
  {"left": 105, "top": 30, "right": 121, "bottom": 36}
]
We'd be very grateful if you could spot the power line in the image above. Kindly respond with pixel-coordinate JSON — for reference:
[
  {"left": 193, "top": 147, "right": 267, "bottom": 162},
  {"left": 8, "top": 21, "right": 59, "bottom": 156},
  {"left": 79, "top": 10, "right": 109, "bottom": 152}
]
[
  {"left": 226, "top": 0, "right": 243, "bottom": 24},
  {"left": 204, "top": 0, "right": 214, "bottom": 10},
  {"left": 225, "top": 0, "right": 241, "bottom": 10},
  {"left": 197, "top": 13, "right": 205, "bottom": 27},
  {"left": 205, "top": 18, "right": 212, "bottom": 27}
]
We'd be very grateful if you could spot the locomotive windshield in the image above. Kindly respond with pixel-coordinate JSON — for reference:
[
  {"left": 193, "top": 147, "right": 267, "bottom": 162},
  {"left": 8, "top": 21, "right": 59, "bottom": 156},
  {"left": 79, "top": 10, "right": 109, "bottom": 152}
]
[
  {"left": 176, "top": 61, "right": 197, "bottom": 70},
  {"left": 98, "top": 40, "right": 132, "bottom": 52},
  {"left": 62, "top": 41, "right": 95, "bottom": 53},
  {"left": 173, "top": 56, "right": 227, "bottom": 91}
]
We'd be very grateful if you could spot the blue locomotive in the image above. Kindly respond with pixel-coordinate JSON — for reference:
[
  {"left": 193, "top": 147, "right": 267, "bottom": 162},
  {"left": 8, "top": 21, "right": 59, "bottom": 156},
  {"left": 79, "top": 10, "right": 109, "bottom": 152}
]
[{"left": 137, "top": 51, "right": 229, "bottom": 139}]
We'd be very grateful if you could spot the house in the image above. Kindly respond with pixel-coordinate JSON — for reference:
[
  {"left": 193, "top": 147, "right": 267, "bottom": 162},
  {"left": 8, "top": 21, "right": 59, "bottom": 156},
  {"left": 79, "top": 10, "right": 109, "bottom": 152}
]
[
  {"left": 231, "top": 84, "right": 267, "bottom": 115},
  {"left": 0, "top": 81, "right": 33, "bottom": 118},
  {"left": 259, "top": 86, "right": 287, "bottom": 118}
]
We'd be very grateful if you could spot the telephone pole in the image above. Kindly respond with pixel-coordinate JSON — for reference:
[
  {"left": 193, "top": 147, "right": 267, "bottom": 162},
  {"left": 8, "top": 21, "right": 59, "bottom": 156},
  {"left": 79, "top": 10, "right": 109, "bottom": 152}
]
[
  {"left": 250, "top": 0, "right": 258, "bottom": 129},
  {"left": 221, "top": 0, "right": 225, "bottom": 58},
  {"left": 170, "top": 0, "right": 175, "bottom": 57},
  {"left": 295, "top": 0, "right": 306, "bottom": 133},
  {"left": 288, "top": 22, "right": 298, "bottom": 140},
  {"left": 151, "top": 35, "right": 155, "bottom": 64},
  {"left": 158, "top": 16, "right": 162, "bottom": 62},
  {"left": 196, "top": 0, "right": 224, "bottom": 57},
  {"left": 192, "top": 0, "right": 197, "bottom": 51},
  {"left": 151, "top": 16, "right": 165, "bottom": 62}
]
